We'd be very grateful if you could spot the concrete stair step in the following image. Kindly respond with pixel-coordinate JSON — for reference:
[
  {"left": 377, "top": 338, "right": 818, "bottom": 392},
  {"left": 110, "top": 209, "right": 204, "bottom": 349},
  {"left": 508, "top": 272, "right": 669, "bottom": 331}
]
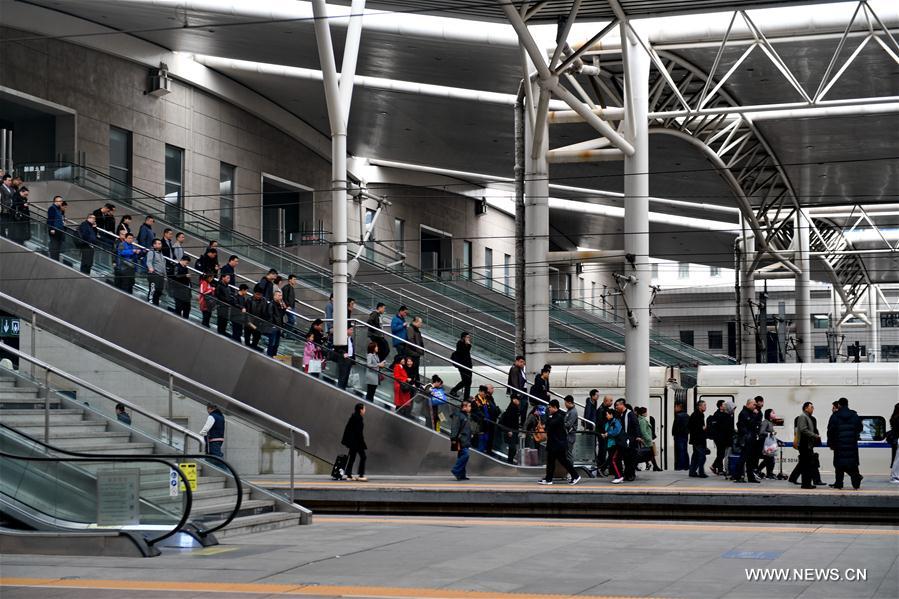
[
  {"left": 0, "top": 389, "right": 42, "bottom": 398},
  {"left": 0, "top": 398, "right": 60, "bottom": 408},
  {"left": 54, "top": 442, "right": 156, "bottom": 455},
  {"left": 11, "top": 422, "right": 109, "bottom": 435},
  {"left": 190, "top": 498, "right": 276, "bottom": 521},
  {"left": 140, "top": 475, "right": 227, "bottom": 492},
  {"left": 209, "top": 511, "right": 303, "bottom": 539},
  {"left": 147, "top": 488, "right": 250, "bottom": 511},
  {"left": 0, "top": 409, "right": 85, "bottom": 424},
  {"left": 49, "top": 432, "right": 131, "bottom": 447}
]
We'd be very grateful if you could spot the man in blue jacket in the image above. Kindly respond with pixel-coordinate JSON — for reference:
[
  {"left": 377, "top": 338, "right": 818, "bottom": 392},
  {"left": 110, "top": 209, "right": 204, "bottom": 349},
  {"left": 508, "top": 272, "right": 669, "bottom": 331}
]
[
  {"left": 390, "top": 305, "right": 409, "bottom": 357},
  {"left": 198, "top": 403, "right": 226, "bottom": 458},
  {"left": 46, "top": 195, "right": 65, "bottom": 260}
]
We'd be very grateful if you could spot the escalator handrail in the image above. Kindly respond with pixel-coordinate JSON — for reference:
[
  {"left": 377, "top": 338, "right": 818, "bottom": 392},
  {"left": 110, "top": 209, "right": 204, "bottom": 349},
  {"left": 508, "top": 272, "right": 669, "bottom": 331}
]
[
  {"left": 0, "top": 424, "right": 194, "bottom": 546},
  {"left": 0, "top": 422, "right": 242, "bottom": 539},
  {"left": 0, "top": 291, "right": 311, "bottom": 450},
  {"left": 0, "top": 342, "right": 205, "bottom": 454}
]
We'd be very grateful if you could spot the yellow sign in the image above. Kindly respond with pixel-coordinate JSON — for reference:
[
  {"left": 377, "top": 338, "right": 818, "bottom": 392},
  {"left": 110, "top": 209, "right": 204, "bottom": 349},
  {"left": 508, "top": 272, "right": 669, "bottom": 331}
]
[{"left": 178, "top": 462, "right": 198, "bottom": 492}]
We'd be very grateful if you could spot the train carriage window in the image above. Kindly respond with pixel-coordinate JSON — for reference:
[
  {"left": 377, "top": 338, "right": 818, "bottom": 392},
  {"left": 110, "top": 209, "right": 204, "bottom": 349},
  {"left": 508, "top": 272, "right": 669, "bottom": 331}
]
[{"left": 859, "top": 416, "right": 886, "bottom": 442}]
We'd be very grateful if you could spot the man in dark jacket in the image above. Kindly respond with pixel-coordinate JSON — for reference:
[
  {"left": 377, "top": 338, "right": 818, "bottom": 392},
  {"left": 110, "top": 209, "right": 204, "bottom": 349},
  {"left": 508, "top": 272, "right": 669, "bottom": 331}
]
[
  {"left": 499, "top": 395, "right": 521, "bottom": 464},
  {"left": 733, "top": 398, "right": 762, "bottom": 483},
  {"left": 220, "top": 255, "right": 239, "bottom": 278},
  {"left": 530, "top": 368, "right": 551, "bottom": 406},
  {"left": 198, "top": 403, "right": 225, "bottom": 458},
  {"left": 46, "top": 195, "right": 65, "bottom": 261},
  {"left": 539, "top": 399, "right": 581, "bottom": 485},
  {"left": 229, "top": 284, "right": 249, "bottom": 343},
  {"left": 615, "top": 398, "right": 640, "bottom": 481},
  {"left": 196, "top": 248, "right": 220, "bottom": 275},
  {"left": 367, "top": 303, "right": 389, "bottom": 361},
  {"left": 77, "top": 214, "right": 98, "bottom": 275},
  {"left": 688, "top": 400, "right": 709, "bottom": 478},
  {"left": 449, "top": 332, "right": 473, "bottom": 400},
  {"left": 506, "top": 355, "right": 528, "bottom": 424},
  {"left": 160, "top": 228, "right": 176, "bottom": 276},
  {"left": 672, "top": 402, "right": 690, "bottom": 471},
  {"left": 827, "top": 397, "right": 864, "bottom": 489},
  {"left": 794, "top": 402, "right": 821, "bottom": 489},
  {"left": 594, "top": 395, "right": 614, "bottom": 474},
  {"left": 583, "top": 389, "right": 599, "bottom": 431},
  {"left": 256, "top": 268, "right": 277, "bottom": 301},
  {"left": 341, "top": 403, "right": 368, "bottom": 481},
  {"left": 406, "top": 316, "right": 425, "bottom": 385},
  {"left": 214, "top": 273, "right": 234, "bottom": 336},
  {"left": 171, "top": 255, "right": 192, "bottom": 318},
  {"left": 137, "top": 215, "right": 155, "bottom": 249},
  {"left": 706, "top": 400, "right": 733, "bottom": 475},
  {"left": 282, "top": 273, "right": 298, "bottom": 329},
  {"left": 245, "top": 286, "right": 272, "bottom": 350},
  {"left": 450, "top": 399, "right": 473, "bottom": 481},
  {"left": 92, "top": 203, "right": 116, "bottom": 245}
]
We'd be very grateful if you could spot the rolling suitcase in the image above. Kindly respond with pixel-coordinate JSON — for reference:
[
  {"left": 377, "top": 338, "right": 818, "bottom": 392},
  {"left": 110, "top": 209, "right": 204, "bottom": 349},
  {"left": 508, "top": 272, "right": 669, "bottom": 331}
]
[
  {"left": 331, "top": 454, "right": 348, "bottom": 480},
  {"left": 727, "top": 452, "right": 742, "bottom": 479}
]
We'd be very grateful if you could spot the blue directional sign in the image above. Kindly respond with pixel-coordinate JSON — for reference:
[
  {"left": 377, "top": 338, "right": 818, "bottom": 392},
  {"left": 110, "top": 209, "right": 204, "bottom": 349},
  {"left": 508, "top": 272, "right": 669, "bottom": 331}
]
[{"left": 0, "top": 317, "right": 19, "bottom": 338}]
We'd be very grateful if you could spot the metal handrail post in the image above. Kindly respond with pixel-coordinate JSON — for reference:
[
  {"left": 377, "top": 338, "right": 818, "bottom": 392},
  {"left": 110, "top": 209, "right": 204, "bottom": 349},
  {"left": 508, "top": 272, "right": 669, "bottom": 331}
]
[
  {"left": 168, "top": 374, "right": 174, "bottom": 420},
  {"left": 289, "top": 429, "right": 296, "bottom": 504},
  {"left": 43, "top": 367, "right": 50, "bottom": 443}
]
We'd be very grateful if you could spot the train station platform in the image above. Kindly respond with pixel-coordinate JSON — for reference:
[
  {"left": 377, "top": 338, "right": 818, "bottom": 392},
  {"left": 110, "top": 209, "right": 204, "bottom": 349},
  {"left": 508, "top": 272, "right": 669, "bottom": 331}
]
[
  {"left": 2, "top": 514, "right": 897, "bottom": 599},
  {"left": 253, "top": 472, "right": 899, "bottom": 524}
]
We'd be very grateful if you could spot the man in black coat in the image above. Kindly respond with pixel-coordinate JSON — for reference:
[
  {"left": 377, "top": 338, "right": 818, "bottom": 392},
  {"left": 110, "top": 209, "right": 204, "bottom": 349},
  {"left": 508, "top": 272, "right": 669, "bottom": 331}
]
[
  {"left": 827, "top": 397, "right": 864, "bottom": 489},
  {"left": 688, "top": 400, "right": 709, "bottom": 478},
  {"left": 705, "top": 400, "right": 733, "bottom": 475},
  {"left": 499, "top": 396, "right": 521, "bottom": 464},
  {"left": 538, "top": 399, "right": 580, "bottom": 485},
  {"left": 734, "top": 398, "right": 762, "bottom": 483},
  {"left": 615, "top": 398, "right": 640, "bottom": 481},
  {"left": 341, "top": 403, "right": 367, "bottom": 481},
  {"left": 77, "top": 213, "right": 99, "bottom": 275},
  {"left": 506, "top": 355, "right": 527, "bottom": 424}
]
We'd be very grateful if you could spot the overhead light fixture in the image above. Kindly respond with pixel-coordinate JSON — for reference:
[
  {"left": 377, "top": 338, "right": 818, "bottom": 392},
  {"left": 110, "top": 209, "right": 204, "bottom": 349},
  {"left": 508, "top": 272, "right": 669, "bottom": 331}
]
[{"left": 146, "top": 63, "right": 172, "bottom": 97}]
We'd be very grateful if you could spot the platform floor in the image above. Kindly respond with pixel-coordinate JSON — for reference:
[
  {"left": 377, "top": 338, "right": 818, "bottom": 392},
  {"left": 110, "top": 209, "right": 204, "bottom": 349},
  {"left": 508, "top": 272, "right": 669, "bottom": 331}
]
[
  {"left": 2, "top": 514, "right": 897, "bottom": 599},
  {"left": 252, "top": 472, "right": 899, "bottom": 523}
]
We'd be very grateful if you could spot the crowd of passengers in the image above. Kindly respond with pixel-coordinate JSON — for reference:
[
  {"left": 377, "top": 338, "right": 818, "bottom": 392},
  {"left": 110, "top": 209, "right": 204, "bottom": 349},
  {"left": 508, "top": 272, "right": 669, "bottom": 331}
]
[{"left": 4, "top": 177, "right": 899, "bottom": 488}]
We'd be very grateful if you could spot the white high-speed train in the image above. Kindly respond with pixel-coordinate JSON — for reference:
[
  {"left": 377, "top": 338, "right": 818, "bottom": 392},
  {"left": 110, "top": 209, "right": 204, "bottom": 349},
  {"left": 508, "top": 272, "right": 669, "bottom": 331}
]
[{"left": 426, "top": 363, "right": 896, "bottom": 474}]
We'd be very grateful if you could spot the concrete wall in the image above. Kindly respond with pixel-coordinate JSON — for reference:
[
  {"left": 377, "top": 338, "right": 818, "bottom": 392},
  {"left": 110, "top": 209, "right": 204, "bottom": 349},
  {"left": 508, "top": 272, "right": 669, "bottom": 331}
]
[{"left": 0, "top": 25, "right": 332, "bottom": 241}]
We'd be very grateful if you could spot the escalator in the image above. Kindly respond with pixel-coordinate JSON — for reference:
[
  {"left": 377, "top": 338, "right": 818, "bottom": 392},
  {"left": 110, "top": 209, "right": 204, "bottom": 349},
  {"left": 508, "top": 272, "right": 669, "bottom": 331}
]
[
  {"left": 1, "top": 421, "right": 198, "bottom": 557},
  {"left": 18, "top": 161, "right": 723, "bottom": 369},
  {"left": 0, "top": 231, "right": 534, "bottom": 476}
]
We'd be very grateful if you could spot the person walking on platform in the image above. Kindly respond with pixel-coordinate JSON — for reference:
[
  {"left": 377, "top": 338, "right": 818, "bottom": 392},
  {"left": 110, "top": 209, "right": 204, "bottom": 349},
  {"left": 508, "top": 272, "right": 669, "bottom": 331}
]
[
  {"left": 827, "top": 397, "right": 864, "bottom": 489},
  {"left": 790, "top": 407, "right": 826, "bottom": 487},
  {"left": 594, "top": 395, "right": 614, "bottom": 475},
  {"left": 198, "top": 403, "right": 225, "bottom": 458},
  {"left": 500, "top": 395, "right": 521, "bottom": 464},
  {"left": 688, "top": 400, "right": 708, "bottom": 478},
  {"left": 887, "top": 402, "right": 899, "bottom": 468},
  {"left": 564, "top": 395, "right": 579, "bottom": 467},
  {"left": 450, "top": 399, "right": 473, "bottom": 481},
  {"left": 539, "top": 399, "right": 581, "bottom": 486},
  {"left": 733, "top": 398, "right": 762, "bottom": 483},
  {"left": 615, "top": 398, "right": 639, "bottom": 481},
  {"left": 672, "top": 402, "right": 689, "bottom": 471},
  {"left": 603, "top": 410, "right": 624, "bottom": 483},
  {"left": 341, "top": 403, "right": 368, "bottom": 481},
  {"left": 795, "top": 402, "right": 821, "bottom": 489},
  {"left": 706, "top": 400, "right": 732, "bottom": 475}
]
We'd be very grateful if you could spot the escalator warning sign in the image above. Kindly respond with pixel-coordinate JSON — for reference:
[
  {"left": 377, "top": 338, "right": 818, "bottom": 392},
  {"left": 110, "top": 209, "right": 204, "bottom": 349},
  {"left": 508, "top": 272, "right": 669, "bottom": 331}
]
[
  {"left": 178, "top": 462, "right": 198, "bottom": 492},
  {"left": 169, "top": 469, "right": 179, "bottom": 497}
]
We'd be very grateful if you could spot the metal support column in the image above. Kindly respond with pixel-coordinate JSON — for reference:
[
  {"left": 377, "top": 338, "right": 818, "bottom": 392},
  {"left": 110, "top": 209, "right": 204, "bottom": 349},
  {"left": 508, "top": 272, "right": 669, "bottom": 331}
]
[
  {"left": 739, "top": 231, "right": 757, "bottom": 363},
  {"left": 622, "top": 26, "right": 650, "bottom": 405},
  {"left": 795, "top": 213, "right": 812, "bottom": 363},
  {"left": 514, "top": 84, "right": 526, "bottom": 358},
  {"left": 868, "top": 286, "right": 879, "bottom": 362},
  {"left": 524, "top": 80, "right": 549, "bottom": 370},
  {"left": 311, "top": 0, "right": 365, "bottom": 350}
]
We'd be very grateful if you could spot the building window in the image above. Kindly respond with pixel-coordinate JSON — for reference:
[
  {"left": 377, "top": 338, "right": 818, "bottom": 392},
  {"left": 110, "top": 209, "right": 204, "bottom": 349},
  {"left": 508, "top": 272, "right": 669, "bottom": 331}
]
[
  {"left": 813, "top": 316, "right": 831, "bottom": 329},
  {"left": 394, "top": 218, "right": 405, "bottom": 254},
  {"left": 651, "top": 262, "right": 659, "bottom": 280},
  {"left": 484, "top": 247, "right": 493, "bottom": 290},
  {"left": 108, "top": 127, "right": 132, "bottom": 202},
  {"left": 164, "top": 145, "right": 183, "bottom": 224},
  {"left": 462, "top": 240, "right": 472, "bottom": 280},
  {"left": 680, "top": 330, "right": 694, "bottom": 347},
  {"left": 504, "top": 254, "right": 511, "bottom": 295},
  {"left": 814, "top": 345, "right": 830, "bottom": 360},
  {"left": 708, "top": 330, "right": 723, "bottom": 350},
  {"left": 219, "top": 162, "right": 235, "bottom": 230},
  {"left": 881, "top": 345, "right": 899, "bottom": 360},
  {"left": 710, "top": 265, "right": 721, "bottom": 277},
  {"left": 678, "top": 262, "right": 690, "bottom": 279}
]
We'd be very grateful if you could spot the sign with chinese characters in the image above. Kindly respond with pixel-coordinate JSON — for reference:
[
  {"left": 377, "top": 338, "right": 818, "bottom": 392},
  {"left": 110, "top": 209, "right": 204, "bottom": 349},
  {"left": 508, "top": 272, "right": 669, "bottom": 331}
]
[
  {"left": 178, "top": 462, "right": 197, "bottom": 492},
  {"left": 96, "top": 469, "right": 140, "bottom": 526}
]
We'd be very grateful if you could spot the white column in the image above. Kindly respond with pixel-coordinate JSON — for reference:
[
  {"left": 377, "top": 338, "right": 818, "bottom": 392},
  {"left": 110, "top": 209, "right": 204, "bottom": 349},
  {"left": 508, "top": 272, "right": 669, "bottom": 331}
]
[
  {"left": 740, "top": 230, "right": 757, "bottom": 363},
  {"left": 868, "top": 286, "right": 879, "bottom": 362},
  {"left": 795, "top": 214, "right": 812, "bottom": 363},
  {"left": 524, "top": 80, "right": 550, "bottom": 371},
  {"left": 622, "top": 28, "right": 650, "bottom": 405}
]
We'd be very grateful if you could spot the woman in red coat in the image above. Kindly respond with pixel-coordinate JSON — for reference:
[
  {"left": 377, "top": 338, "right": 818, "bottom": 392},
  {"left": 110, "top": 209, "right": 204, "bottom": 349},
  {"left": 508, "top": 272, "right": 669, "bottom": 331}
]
[{"left": 393, "top": 356, "right": 413, "bottom": 414}]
